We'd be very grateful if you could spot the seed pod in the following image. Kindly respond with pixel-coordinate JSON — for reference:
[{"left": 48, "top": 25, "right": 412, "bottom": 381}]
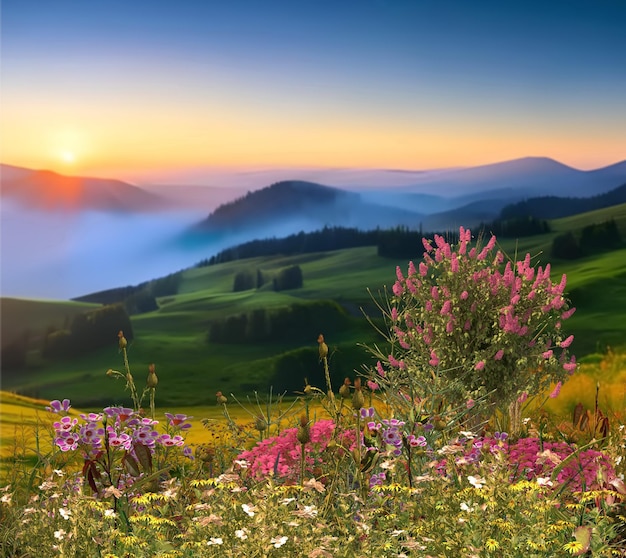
[
  {"left": 318, "top": 334, "right": 328, "bottom": 360},
  {"left": 352, "top": 378, "right": 365, "bottom": 410},
  {"left": 297, "top": 414, "right": 310, "bottom": 445},
  {"left": 254, "top": 416, "right": 268, "bottom": 432},
  {"left": 146, "top": 363, "right": 158, "bottom": 388},
  {"left": 118, "top": 330, "right": 127, "bottom": 350},
  {"left": 339, "top": 378, "right": 351, "bottom": 399}
]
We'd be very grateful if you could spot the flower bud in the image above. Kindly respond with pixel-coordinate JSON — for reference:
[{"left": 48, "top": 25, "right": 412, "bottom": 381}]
[
  {"left": 118, "top": 330, "right": 127, "bottom": 350},
  {"left": 254, "top": 416, "right": 268, "bottom": 432},
  {"left": 216, "top": 391, "right": 228, "bottom": 405},
  {"left": 146, "top": 363, "right": 158, "bottom": 388},
  {"left": 318, "top": 334, "right": 328, "bottom": 359},
  {"left": 339, "top": 378, "right": 351, "bottom": 399},
  {"left": 297, "top": 414, "right": 310, "bottom": 445},
  {"left": 352, "top": 378, "right": 365, "bottom": 411}
]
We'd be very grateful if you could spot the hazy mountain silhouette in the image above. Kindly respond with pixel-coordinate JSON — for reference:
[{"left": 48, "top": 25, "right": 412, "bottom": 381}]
[
  {"left": 191, "top": 180, "right": 425, "bottom": 235},
  {"left": 355, "top": 157, "right": 626, "bottom": 199},
  {"left": 0, "top": 164, "right": 170, "bottom": 212}
]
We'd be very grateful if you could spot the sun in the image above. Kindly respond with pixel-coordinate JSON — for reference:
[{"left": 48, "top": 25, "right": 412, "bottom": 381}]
[{"left": 60, "top": 150, "right": 76, "bottom": 164}]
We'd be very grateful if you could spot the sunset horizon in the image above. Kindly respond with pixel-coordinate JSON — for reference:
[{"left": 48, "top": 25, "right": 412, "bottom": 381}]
[{"left": 2, "top": 0, "right": 625, "bottom": 185}]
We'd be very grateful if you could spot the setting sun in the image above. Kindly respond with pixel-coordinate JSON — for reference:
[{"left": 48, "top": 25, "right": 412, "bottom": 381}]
[{"left": 60, "top": 150, "right": 76, "bottom": 164}]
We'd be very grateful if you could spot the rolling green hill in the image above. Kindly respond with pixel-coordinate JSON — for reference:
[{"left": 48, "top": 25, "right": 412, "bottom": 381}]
[{"left": 2, "top": 203, "right": 626, "bottom": 408}]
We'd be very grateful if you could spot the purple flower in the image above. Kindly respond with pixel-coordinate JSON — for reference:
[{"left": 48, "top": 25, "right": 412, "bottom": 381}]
[
  {"left": 55, "top": 432, "right": 79, "bottom": 452},
  {"left": 494, "top": 431, "right": 508, "bottom": 441},
  {"left": 407, "top": 435, "right": 427, "bottom": 447},
  {"left": 79, "top": 412, "right": 103, "bottom": 422},
  {"left": 382, "top": 428, "right": 402, "bottom": 447},
  {"left": 47, "top": 399, "right": 71, "bottom": 413},
  {"left": 369, "top": 472, "right": 386, "bottom": 488},
  {"left": 53, "top": 416, "right": 78, "bottom": 432},
  {"left": 159, "top": 434, "right": 184, "bottom": 447},
  {"left": 133, "top": 425, "right": 160, "bottom": 446},
  {"left": 108, "top": 432, "right": 132, "bottom": 450},
  {"left": 360, "top": 407, "right": 375, "bottom": 419},
  {"left": 103, "top": 406, "right": 135, "bottom": 422},
  {"left": 164, "top": 413, "right": 193, "bottom": 430},
  {"left": 79, "top": 422, "right": 104, "bottom": 446}
]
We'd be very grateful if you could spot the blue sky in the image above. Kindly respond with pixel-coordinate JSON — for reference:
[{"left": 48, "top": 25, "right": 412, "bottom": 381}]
[{"left": 1, "top": 0, "right": 625, "bottom": 179}]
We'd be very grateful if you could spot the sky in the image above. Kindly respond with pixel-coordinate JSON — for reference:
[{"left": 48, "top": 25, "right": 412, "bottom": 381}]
[{"left": 1, "top": 0, "right": 626, "bottom": 184}]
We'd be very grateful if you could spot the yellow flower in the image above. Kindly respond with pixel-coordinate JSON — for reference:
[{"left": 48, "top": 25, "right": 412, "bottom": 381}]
[
  {"left": 563, "top": 541, "right": 584, "bottom": 554},
  {"left": 485, "top": 538, "right": 499, "bottom": 551}
]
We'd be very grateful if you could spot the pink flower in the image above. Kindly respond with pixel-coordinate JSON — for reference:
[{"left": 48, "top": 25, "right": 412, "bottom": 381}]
[
  {"left": 559, "top": 335, "right": 574, "bottom": 348},
  {"left": 440, "top": 300, "right": 451, "bottom": 315},
  {"left": 542, "top": 350, "right": 553, "bottom": 359},
  {"left": 549, "top": 381, "right": 562, "bottom": 399},
  {"left": 431, "top": 286, "right": 439, "bottom": 300},
  {"left": 429, "top": 350, "right": 439, "bottom": 367},
  {"left": 390, "top": 307, "right": 398, "bottom": 321},
  {"left": 450, "top": 254, "right": 459, "bottom": 273},
  {"left": 388, "top": 354, "right": 401, "bottom": 368},
  {"left": 564, "top": 357, "right": 577, "bottom": 373},
  {"left": 517, "top": 392, "right": 528, "bottom": 403},
  {"left": 474, "top": 360, "right": 485, "bottom": 371},
  {"left": 376, "top": 361, "right": 386, "bottom": 377},
  {"left": 392, "top": 281, "right": 404, "bottom": 296},
  {"left": 367, "top": 380, "right": 379, "bottom": 391},
  {"left": 561, "top": 307, "right": 576, "bottom": 320},
  {"left": 494, "top": 349, "right": 504, "bottom": 360},
  {"left": 419, "top": 262, "right": 428, "bottom": 276},
  {"left": 396, "top": 266, "right": 404, "bottom": 282}
]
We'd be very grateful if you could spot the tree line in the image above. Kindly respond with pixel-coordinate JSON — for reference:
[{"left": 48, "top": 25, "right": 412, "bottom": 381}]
[{"left": 551, "top": 219, "right": 623, "bottom": 260}]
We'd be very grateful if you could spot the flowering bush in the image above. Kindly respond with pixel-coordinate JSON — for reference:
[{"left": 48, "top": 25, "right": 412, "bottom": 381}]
[{"left": 375, "top": 226, "right": 577, "bottom": 422}]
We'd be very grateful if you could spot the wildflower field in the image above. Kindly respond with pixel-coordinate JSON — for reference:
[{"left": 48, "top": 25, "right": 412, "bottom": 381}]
[{"left": 1, "top": 228, "right": 625, "bottom": 557}]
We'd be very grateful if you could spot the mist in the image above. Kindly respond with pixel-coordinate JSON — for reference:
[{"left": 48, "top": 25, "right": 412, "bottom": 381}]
[{"left": 0, "top": 201, "right": 212, "bottom": 300}]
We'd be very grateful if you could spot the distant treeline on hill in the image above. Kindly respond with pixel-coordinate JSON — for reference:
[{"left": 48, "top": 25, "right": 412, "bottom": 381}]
[
  {"left": 196, "top": 217, "right": 550, "bottom": 266},
  {"left": 501, "top": 183, "right": 626, "bottom": 220}
]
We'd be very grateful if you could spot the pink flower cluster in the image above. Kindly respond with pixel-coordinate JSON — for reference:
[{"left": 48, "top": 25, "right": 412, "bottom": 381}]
[
  {"left": 439, "top": 435, "right": 615, "bottom": 493},
  {"left": 505, "top": 437, "right": 614, "bottom": 492},
  {"left": 236, "top": 419, "right": 343, "bottom": 482}
]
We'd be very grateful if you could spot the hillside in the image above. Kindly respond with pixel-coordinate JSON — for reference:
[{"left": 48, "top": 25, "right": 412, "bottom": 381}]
[
  {"left": 191, "top": 180, "right": 425, "bottom": 235},
  {"left": 501, "top": 183, "right": 626, "bottom": 220},
  {"left": 0, "top": 297, "right": 100, "bottom": 349}
]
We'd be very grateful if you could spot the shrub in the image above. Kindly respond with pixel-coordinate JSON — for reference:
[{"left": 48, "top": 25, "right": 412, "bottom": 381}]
[{"left": 370, "top": 226, "right": 577, "bottom": 429}]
